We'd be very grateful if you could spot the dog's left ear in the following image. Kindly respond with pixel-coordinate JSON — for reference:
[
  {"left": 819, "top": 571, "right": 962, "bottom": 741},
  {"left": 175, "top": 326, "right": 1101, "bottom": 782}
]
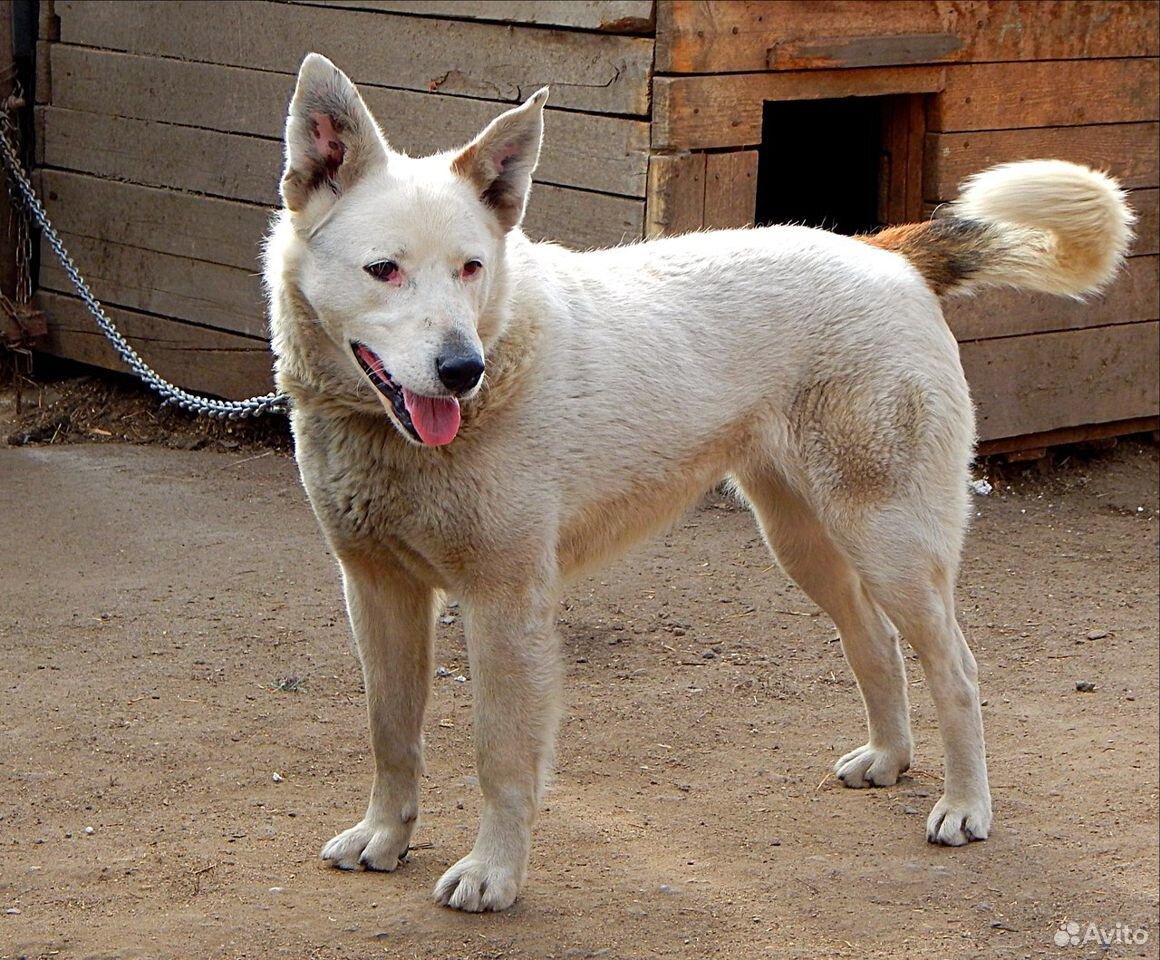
[{"left": 451, "top": 88, "right": 548, "bottom": 231}]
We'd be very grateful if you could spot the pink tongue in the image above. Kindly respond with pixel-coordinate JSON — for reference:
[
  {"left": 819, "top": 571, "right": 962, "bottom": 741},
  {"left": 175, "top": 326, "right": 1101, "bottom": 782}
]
[{"left": 402, "top": 388, "right": 461, "bottom": 446}]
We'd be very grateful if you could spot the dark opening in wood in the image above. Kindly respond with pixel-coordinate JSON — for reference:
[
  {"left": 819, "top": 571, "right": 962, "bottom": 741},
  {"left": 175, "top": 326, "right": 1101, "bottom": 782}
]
[{"left": 756, "top": 94, "right": 926, "bottom": 234}]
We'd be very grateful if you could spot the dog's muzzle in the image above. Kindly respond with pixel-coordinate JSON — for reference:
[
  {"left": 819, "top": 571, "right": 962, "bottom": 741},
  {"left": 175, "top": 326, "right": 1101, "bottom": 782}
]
[{"left": 350, "top": 342, "right": 465, "bottom": 446}]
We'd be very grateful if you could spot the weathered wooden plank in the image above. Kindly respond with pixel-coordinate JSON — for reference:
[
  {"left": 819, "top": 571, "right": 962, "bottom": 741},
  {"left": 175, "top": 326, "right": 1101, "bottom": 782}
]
[
  {"left": 944, "top": 255, "right": 1158, "bottom": 342},
  {"left": 40, "top": 171, "right": 270, "bottom": 273},
  {"left": 49, "top": 44, "right": 285, "bottom": 135},
  {"left": 47, "top": 47, "right": 650, "bottom": 198},
  {"left": 645, "top": 153, "right": 706, "bottom": 238},
  {"left": 39, "top": 232, "right": 267, "bottom": 338},
  {"left": 1129, "top": 189, "right": 1159, "bottom": 257},
  {"left": 41, "top": 107, "right": 281, "bottom": 206},
  {"left": 34, "top": 0, "right": 58, "bottom": 104},
  {"left": 925, "top": 123, "right": 1160, "bottom": 201},
  {"left": 36, "top": 291, "right": 275, "bottom": 400},
  {"left": 960, "top": 321, "right": 1159, "bottom": 442},
  {"left": 880, "top": 96, "right": 927, "bottom": 224},
  {"left": 290, "top": 0, "right": 655, "bottom": 32},
  {"left": 652, "top": 67, "right": 946, "bottom": 150},
  {"left": 931, "top": 58, "right": 1160, "bottom": 132},
  {"left": 656, "top": 1, "right": 1160, "bottom": 73},
  {"left": 0, "top": 0, "right": 19, "bottom": 328},
  {"left": 703, "top": 151, "right": 758, "bottom": 229},
  {"left": 34, "top": 38, "right": 52, "bottom": 106},
  {"left": 38, "top": 0, "right": 58, "bottom": 40},
  {"left": 55, "top": 0, "right": 653, "bottom": 115},
  {"left": 524, "top": 188, "right": 645, "bottom": 249},
  {"left": 977, "top": 416, "right": 1159, "bottom": 457}
]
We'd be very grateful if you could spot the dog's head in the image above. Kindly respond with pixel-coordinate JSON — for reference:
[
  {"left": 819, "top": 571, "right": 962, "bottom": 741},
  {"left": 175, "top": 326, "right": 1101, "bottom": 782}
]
[{"left": 273, "top": 53, "right": 546, "bottom": 446}]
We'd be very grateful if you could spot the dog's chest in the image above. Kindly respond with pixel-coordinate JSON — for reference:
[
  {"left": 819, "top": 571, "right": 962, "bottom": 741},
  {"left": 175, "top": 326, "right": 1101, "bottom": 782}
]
[{"left": 294, "top": 411, "right": 492, "bottom": 586}]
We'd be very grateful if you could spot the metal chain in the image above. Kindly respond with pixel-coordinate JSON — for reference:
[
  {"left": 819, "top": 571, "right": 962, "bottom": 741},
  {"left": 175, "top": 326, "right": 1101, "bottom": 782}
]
[{"left": 0, "top": 102, "right": 288, "bottom": 419}]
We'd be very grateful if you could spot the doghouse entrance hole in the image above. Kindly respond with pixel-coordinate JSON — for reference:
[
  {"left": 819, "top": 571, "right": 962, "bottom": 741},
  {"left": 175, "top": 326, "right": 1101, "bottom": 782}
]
[{"left": 756, "top": 96, "right": 918, "bottom": 235}]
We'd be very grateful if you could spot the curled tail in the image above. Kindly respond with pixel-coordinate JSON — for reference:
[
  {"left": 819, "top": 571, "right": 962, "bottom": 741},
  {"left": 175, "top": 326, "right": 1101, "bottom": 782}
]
[{"left": 864, "top": 159, "right": 1135, "bottom": 298}]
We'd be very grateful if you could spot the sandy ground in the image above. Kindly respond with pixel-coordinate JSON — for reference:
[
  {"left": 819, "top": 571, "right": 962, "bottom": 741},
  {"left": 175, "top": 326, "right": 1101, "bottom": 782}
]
[{"left": 1, "top": 426, "right": 1157, "bottom": 960}]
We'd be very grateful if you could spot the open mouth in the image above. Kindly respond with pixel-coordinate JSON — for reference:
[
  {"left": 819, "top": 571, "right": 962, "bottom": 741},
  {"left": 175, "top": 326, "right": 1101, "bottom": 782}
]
[{"left": 350, "top": 342, "right": 462, "bottom": 446}]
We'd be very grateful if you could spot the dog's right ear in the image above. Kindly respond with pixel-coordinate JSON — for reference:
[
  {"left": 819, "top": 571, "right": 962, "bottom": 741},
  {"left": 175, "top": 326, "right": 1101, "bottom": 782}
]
[{"left": 280, "top": 53, "right": 387, "bottom": 218}]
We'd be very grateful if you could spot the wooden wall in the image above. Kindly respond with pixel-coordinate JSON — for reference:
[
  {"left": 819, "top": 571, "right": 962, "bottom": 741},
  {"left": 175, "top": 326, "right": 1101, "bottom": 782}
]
[
  {"left": 650, "top": 0, "right": 1159, "bottom": 447},
  {"left": 0, "top": 0, "right": 20, "bottom": 344},
  {"left": 25, "top": 0, "right": 1160, "bottom": 447},
  {"left": 32, "top": 0, "right": 654, "bottom": 399}
]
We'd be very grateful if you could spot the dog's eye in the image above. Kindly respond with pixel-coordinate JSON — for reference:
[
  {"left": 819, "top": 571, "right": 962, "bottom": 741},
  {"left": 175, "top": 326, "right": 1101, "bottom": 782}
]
[
  {"left": 461, "top": 259, "right": 483, "bottom": 280},
  {"left": 365, "top": 260, "right": 400, "bottom": 283}
]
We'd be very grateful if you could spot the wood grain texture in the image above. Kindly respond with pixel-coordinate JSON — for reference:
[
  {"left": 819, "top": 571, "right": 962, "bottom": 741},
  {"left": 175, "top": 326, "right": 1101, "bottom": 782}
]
[
  {"left": 944, "top": 255, "right": 1158, "bottom": 342},
  {"left": 880, "top": 96, "right": 928, "bottom": 224},
  {"left": 925, "top": 123, "right": 1159, "bottom": 200},
  {"left": 34, "top": 0, "right": 56, "bottom": 102},
  {"left": 36, "top": 292, "right": 276, "bottom": 400},
  {"left": 656, "top": 1, "right": 1160, "bottom": 73},
  {"left": 652, "top": 67, "right": 945, "bottom": 150},
  {"left": 977, "top": 416, "right": 1159, "bottom": 456},
  {"left": 646, "top": 153, "right": 706, "bottom": 238},
  {"left": 46, "top": 47, "right": 650, "bottom": 198},
  {"left": 55, "top": 0, "right": 653, "bottom": 115},
  {"left": 39, "top": 171, "right": 270, "bottom": 273},
  {"left": 1129, "top": 189, "right": 1159, "bottom": 257},
  {"left": 49, "top": 44, "right": 285, "bottom": 136},
  {"left": 38, "top": 232, "right": 267, "bottom": 339},
  {"left": 40, "top": 107, "right": 282, "bottom": 206},
  {"left": 0, "top": 0, "right": 17, "bottom": 306},
  {"left": 931, "top": 58, "right": 1160, "bottom": 132},
  {"left": 37, "top": 0, "right": 58, "bottom": 40},
  {"left": 290, "top": 0, "right": 655, "bottom": 32},
  {"left": 960, "top": 321, "right": 1159, "bottom": 441},
  {"left": 523, "top": 189, "right": 645, "bottom": 249},
  {"left": 34, "top": 38, "right": 52, "bottom": 107},
  {"left": 703, "top": 151, "right": 758, "bottom": 229}
]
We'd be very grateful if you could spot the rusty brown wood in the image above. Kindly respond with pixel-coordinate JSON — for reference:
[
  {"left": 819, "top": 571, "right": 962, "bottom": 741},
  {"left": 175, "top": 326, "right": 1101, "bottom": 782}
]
[
  {"left": 646, "top": 152, "right": 706, "bottom": 237},
  {"left": 656, "top": 1, "right": 1159, "bottom": 73}
]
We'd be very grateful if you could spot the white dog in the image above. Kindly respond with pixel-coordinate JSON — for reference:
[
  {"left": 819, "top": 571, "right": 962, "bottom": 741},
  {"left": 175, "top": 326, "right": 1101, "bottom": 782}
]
[{"left": 264, "top": 53, "right": 1133, "bottom": 911}]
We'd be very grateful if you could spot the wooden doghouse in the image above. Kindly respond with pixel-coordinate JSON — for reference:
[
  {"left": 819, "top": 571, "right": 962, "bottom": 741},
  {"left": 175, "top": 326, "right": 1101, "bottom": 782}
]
[{"left": 17, "top": 0, "right": 1160, "bottom": 451}]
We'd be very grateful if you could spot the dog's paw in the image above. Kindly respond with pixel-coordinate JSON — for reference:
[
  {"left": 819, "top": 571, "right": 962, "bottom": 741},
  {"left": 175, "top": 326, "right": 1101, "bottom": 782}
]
[
  {"left": 320, "top": 818, "right": 414, "bottom": 871},
  {"left": 834, "top": 743, "right": 911, "bottom": 788},
  {"left": 926, "top": 794, "right": 992, "bottom": 846},
  {"left": 433, "top": 855, "right": 521, "bottom": 912}
]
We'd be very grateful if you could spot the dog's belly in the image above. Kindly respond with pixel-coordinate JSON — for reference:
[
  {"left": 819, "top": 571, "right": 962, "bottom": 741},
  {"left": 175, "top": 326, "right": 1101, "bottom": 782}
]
[
  {"left": 553, "top": 422, "right": 762, "bottom": 579},
  {"left": 556, "top": 483, "right": 709, "bottom": 579}
]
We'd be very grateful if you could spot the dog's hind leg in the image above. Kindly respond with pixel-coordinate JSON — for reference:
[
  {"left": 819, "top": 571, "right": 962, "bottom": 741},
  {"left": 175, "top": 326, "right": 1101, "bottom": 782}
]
[
  {"left": 850, "top": 536, "right": 992, "bottom": 846},
  {"left": 433, "top": 574, "right": 563, "bottom": 912},
  {"left": 321, "top": 553, "right": 437, "bottom": 872},
  {"left": 736, "top": 468, "right": 914, "bottom": 787}
]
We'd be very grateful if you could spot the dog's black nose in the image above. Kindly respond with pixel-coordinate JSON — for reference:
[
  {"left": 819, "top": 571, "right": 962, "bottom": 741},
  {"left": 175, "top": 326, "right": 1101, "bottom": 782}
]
[{"left": 436, "top": 353, "right": 485, "bottom": 394}]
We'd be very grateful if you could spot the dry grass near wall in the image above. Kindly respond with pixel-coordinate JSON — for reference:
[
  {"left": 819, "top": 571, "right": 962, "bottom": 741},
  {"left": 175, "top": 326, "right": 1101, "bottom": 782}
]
[{"left": 0, "top": 353, "right": 292, "bottom": 454}]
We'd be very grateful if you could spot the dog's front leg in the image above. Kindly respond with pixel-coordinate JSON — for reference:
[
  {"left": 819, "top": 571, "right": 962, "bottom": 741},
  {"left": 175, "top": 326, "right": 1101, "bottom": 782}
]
[
  {"left": 321, "top": 553, "right": 436, "bottom": 872},
  {"left": 434, "top": 584, "right": 562, "bottom": 912}
]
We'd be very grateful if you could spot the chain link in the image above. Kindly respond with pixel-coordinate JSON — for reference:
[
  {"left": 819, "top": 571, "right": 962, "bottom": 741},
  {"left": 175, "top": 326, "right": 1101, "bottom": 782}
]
[{"left": 0, "top": 103, "right": 288, "bottom": 419}]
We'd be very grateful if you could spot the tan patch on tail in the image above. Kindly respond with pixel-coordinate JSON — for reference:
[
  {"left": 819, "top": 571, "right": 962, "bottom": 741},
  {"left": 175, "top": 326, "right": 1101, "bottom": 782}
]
[{"left": 861, "top": 219, "right": 1000, "bottom": 296}]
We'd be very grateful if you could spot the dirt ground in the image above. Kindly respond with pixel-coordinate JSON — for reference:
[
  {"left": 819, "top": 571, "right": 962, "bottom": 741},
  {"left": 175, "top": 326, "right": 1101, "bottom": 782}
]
[{"left": 1, "top": 374, "right": 1158, "bottom": 960}]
